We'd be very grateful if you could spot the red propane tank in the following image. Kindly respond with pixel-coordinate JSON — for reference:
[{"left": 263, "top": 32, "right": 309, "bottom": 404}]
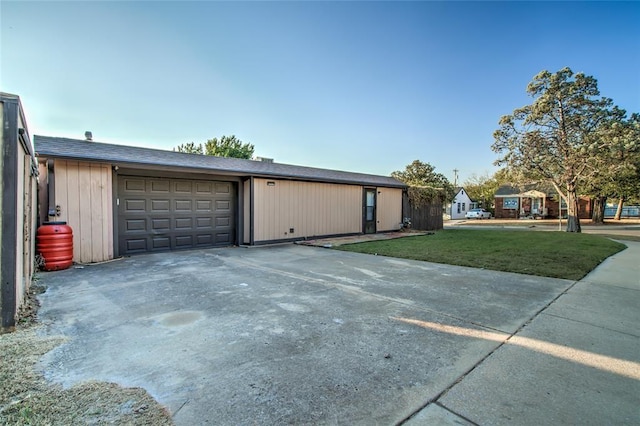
[{"left": 37, "top": 222, "right": 73, "bottom": 271}]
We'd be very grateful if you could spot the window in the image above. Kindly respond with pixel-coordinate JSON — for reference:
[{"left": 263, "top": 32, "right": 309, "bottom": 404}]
[
  {"left": 462, "top": 203, "right": 466, "bottom": 211},
  {"left": 457, "top": 203, "right": 461, "bottom": 213},
  {"left": 503, "top": 198, "right": 518, "bottom": 209},
  {"left": 366, "top": 191, "right": 375, "bottom": 220}
]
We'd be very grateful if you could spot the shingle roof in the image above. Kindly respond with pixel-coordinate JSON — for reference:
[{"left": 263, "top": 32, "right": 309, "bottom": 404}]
[
  {"left": 34, "top": 136, "right": 406, "bottom": 188},
  {"left": 495, "top": 183, "right": 557, "bottom": 196}
]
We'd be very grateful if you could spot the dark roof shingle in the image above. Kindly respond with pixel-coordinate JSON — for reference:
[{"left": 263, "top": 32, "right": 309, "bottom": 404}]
[
  {"left": 495, "top": 183, "right": 557, "bottom": 196},
  {"left": 34, "top": 136, "right": 406, "bottom": 188}
]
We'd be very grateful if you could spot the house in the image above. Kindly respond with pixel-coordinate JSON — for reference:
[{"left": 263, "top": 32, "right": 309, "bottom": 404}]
[
  {"left": 34, "top": 136, "right": 407, "bottom": 263},
  {"left": 447, "top": 187, "right": 477, "bottom": 220},
  {"left": 1, "top": 93, "right": 38, "bottom": 330},
  {"left": 494, "top": 184, "right": 592, "bottom": 219}
]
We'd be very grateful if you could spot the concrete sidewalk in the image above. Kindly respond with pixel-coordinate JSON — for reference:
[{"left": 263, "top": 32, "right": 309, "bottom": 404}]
[{"left": 408, "top": 241, "right": 640, "bottom": 425}]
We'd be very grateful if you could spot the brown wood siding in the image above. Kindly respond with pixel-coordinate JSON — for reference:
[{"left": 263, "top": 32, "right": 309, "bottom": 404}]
[
  {"left": 252, "top": 178, "right": 361, "bottom": 242},
  {"left": 54, "top": 160, "right": 113, "bottom": 263},
  {"left": 376, "top": 187, "right": 403, "bottom": 231}
]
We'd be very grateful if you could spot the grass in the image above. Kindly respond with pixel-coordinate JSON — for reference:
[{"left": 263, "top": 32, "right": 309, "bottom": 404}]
[
  {"left": 338, "top": 229, "right": 627, "bottom": 280},
  {"left": 0, "top": 286, "right": 174, "bottom": 426}
]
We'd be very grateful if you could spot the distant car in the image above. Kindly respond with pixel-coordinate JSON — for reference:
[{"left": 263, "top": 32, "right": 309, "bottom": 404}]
[{"left": 465, "top": 208, "right": 492, "bottom": 219}]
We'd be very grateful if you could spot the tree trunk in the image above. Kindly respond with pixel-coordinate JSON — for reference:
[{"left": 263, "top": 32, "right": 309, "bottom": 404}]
[
  {"left": 614, "top": 197, "right": 625, "bottom": 220},
  {"left": 591, "top": 196, "right": 606, "bottom": 224},
  {"left": 566, "top": 187, "right": 582, "bottom": 232}
]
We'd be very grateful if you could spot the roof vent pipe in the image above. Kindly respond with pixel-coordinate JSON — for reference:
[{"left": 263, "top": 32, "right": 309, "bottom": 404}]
[{"left": 85, "top": 131, "right": 93, "bottom": 141}]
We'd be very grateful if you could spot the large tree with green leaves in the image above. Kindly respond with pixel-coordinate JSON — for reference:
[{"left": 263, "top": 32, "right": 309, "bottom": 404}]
[
  {"left": 462, "top": 169, "right": 516, "bottom": 212},
  {"left": 391, "top": 160, "right": 455, "bottom": 204},
  {"left": 596, "top": 113, "right": 640, "bottom": 220},
  {"left": 492, "top": 67, "right": 635, "bottom": 232},
  {"left": 203, "top": 135, "right": 254, "bottom": 159},
  {"left": 174, "top": 141, "right": 203, "bottom": 154},
  {"left": 582, "top": 116, "right": 640, "bottom": 223},
  {"left": 175, "top": 135, "right": 254, "bottom": 159}
]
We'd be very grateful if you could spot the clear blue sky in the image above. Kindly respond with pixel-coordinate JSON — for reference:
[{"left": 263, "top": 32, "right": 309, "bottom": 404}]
[{"left": 2, "top": 1, "right": 639, "bottom": 184}]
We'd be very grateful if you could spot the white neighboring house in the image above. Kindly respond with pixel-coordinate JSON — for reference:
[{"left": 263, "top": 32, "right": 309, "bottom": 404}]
[{"left": 448, "top": 187, "right": 477, "bottom": 220}]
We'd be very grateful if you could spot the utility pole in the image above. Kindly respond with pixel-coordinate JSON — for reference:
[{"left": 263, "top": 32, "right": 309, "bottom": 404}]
[{"left": 453, "top": 169, "right": 459, "bottom": 186}]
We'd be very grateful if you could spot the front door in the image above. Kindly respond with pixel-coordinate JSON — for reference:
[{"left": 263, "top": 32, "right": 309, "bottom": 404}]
[{"left": 363, "top": 188, "right": 376, "bottom": 234}]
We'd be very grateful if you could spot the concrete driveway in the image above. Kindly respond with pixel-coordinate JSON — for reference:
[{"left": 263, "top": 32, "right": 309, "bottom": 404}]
[{"left": 35, "top": 244, "right": 638, "bottom": 425}]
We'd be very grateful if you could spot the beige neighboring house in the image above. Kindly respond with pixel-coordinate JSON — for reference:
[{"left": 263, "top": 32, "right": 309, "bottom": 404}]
[{"left": 34, "top": 136, "right": 406, "bottom": 263}]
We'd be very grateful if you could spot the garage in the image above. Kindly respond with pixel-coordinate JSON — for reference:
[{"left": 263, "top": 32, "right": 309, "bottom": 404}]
[
  {"left": 117, "top": 176, "right": 235, "bottom": 255},
  {"left": 34, "top": 135, "right": 405, "bottom": 263}
]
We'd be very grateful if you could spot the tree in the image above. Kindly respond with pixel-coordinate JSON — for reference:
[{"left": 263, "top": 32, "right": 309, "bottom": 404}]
[
  {"left": 612, "top": 154, "right": 640, "bottom": 220},
  {"left": 391, "top": 160, "right": 455, "bottom": 204},
  {"left": 462, "top": 169, "right": 516, "bottom": 213},
  {"left": 174, "top": 135, "right": 254, "bottom": 159},
  {"left": 602, "top": 113, "right": 640, "bottom": 220},
  {"left": 580, "top": 113, "right": 640, "bottom": 223},
  {"left": 174, "top": 142, "right": 203, "bottom": 154},
  {"left": 203, "top": 135, "right": 254, "bottom": 159},
  {"left": 463, "top": 173, "right": 495, "bottom": 211},
  {"left": 492, "top": 67, "right": 634, "bottom": 232}
]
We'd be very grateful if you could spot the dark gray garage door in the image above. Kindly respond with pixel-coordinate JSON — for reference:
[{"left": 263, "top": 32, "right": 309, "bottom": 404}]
[{"left": 117, "top": 176, "right": 235, "bottom": 255}]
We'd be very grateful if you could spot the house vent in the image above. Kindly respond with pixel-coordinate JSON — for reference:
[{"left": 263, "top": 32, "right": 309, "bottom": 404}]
[
  {"left": 84, "top": 131, "right": 93, "bottom": 141},
  {"left": 255, "top": 156, "right": 274, "bottom": 163}
]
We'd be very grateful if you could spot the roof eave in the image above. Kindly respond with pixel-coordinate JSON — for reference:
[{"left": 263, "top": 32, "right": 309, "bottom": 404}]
[{"left": 35, "top": 151, "right": 407, "bottom": 189}]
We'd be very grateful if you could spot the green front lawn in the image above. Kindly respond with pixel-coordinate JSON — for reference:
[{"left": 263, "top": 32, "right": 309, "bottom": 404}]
[{"left": 337, "top": 229, "right": 626, "bottom": 280}]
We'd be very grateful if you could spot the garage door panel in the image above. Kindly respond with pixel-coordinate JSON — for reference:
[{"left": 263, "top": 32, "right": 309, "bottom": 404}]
[
  {"left": 175, "top": 235, "right": 193, "bottom": 247},
  {"left": 175, "top": 200, "right": 192, "bottom": 211},
  {"left": 216, "top": 233, "right": 231, "bottom": 244},
  {"left": 197, "top": 217, "right": 212, "bottom": 228},
  {"left": 151, "top": 199, "right": 170, "bottom": 211},
  {"left": 125, "top": 199, "right": 146, "bottom": 212},
  {"left": 216, "top": 200, "right": 230, "bottom": 211},
  {"left": 175, "top": 217, "right": 193, "bottom": 229},
  {"left": 118, "top": 176, "right": 236, "bottom": 255},
  {"left": 152, "top": 237, "right": 171, "bottom": 249},
  {"left": 126, "top": 219, "right": 147, "bottom": 232},
  {"left": 126, "top": 239, "right": 147, "bottom": 252},
  {"left": 196, "top": 234, "right": 213, "bottom": 245},
  {"left": 196, "top": 182, "right": 213, "bottom": 194},
  {"left": 151, "top": 218, "right": 170, "bottom": 230},
  {"left": 196, "top": 200, "right": 212, "bottom": 211},
  {"left": 151, "top": 180, "right": 170, "bottom": 193},
  {"left": 215, "top": 217, "right": 230, "bottom": 228},
  {"left": 125, "top": 179, "right": 146, "bottom": 192},
  {"left": 216, "top": 183, "right": 231, "bottom": 194},
  {"left": 174, "top": 181, "right": 193, "bottom": 193}
]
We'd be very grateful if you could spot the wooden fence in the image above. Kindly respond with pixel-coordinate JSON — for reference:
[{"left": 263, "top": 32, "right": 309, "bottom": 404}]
[
  {"left": 1, "top": 93, "right": 38, "bottom": 331},
  {"left": 402, "top": 193, "right": 443, "bottom": 231}
]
